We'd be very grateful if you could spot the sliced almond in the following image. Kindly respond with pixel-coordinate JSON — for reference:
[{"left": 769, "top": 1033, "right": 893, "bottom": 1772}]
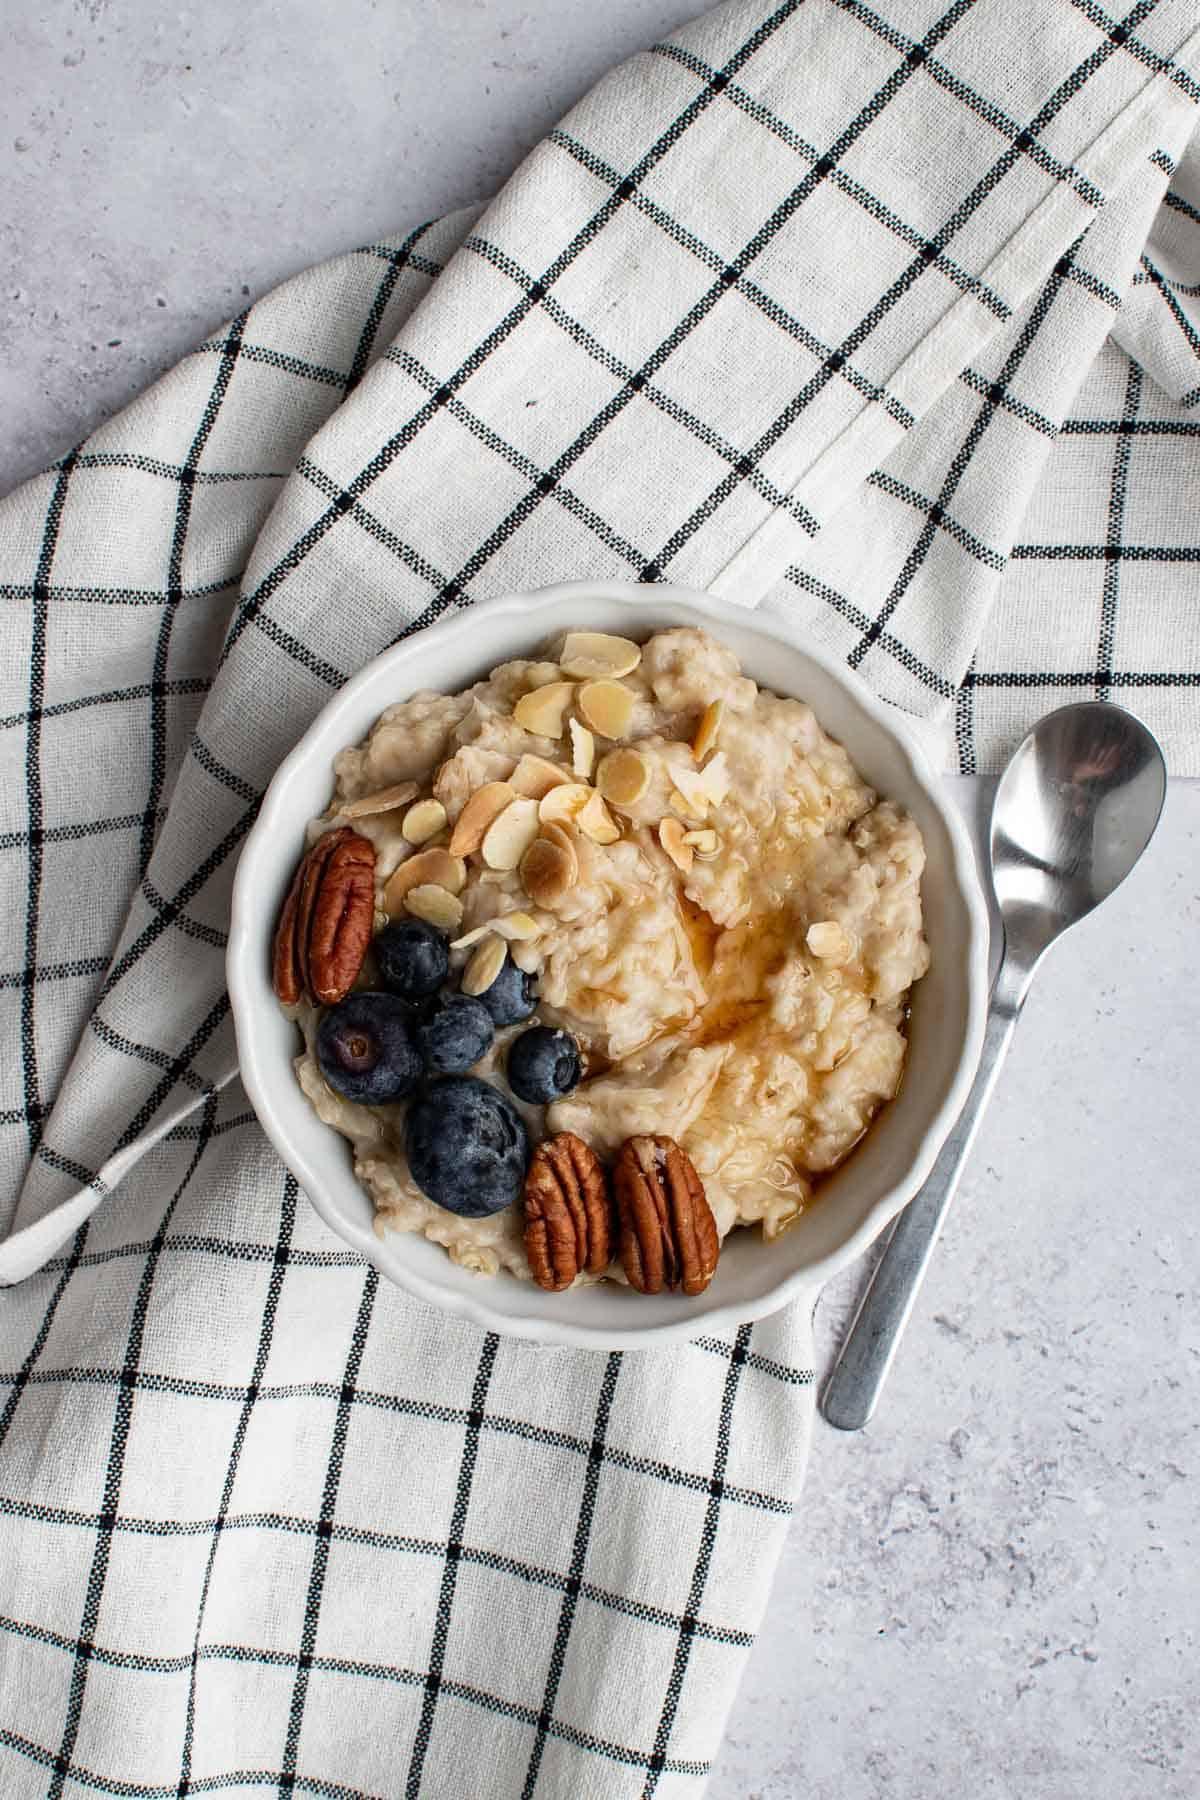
[
  {"left": 659, "top": 817, "right": 694, "bottom": 873},
  {"left": 559, "top": 631, "right": 642, "bottom": 680},
  {"left": 510, "top": 754, "right": 572, "bottom": 800},
  {"left": 569, "top": 718, "right": 595, "bottom": 780},
  {"left": 682, "top": 828, "right": 719, "bottom": 857},
  {"left": 448, "top": 781, "right": 516, "bottom": 857},
  {"left": 401, "top": 798, "right": 448, "bottom": 845},
  {"left": 462, "top": 935, "right": 507, "bottom": 997},
  {"left": 700, "top": 750, "right": 730, "bottom": 806},
  {"left": 342, "top": 780, "right": 419, "bottom": 820},
  {"left": 404, "top": 885, "right": 464, "bottom": 931},
  {"left": 511, "top": 940, "right": 542, "bottom": 975},
  {"left": 382, "top": 848, "right": 467, "bottom": 914},
  {"left": 451, "top": 924, "right": 494, "bottom": 950},
  {"left": 577, "top": 679, "right": 634, "bottom": 740},
  {"left": 481, "top": 796, "right": 541, "bottom": 870},
  {"left": 513, "top": 681, "right": 575, "bottom": 738},
  {"left": 490, "top": 910, "right": 542, "bottom": 941},
  {"left": 577, "top": 789, "right": 620, "bottom": 845},
  {"left": 668, "top": 787, "right": 706, "bottom": 824},
  {"left": 806, "top": 920, "right": 852, "bottom": 962},
  {"left": 691, "top": 699, "right": 724, "bottom": 763},
  {"left": 540, "top": 820, "right": 579, "bottom": 878},
  {"left": 595, "top": 748, "right": 651, "bottom": 811},
  {"left": 670, "top": 766, "right": 711, "bottom": 816},
  {"left": 520, "top": 835, "right": 577, "bottom": 909},
  {"left": 538, "top": 782, "right": 592, "bottom": 827}
]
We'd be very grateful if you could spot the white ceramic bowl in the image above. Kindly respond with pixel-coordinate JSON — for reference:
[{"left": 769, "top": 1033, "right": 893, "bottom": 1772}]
[{"left": 229, "top": 580, "right": 989, "bottom": 1348}]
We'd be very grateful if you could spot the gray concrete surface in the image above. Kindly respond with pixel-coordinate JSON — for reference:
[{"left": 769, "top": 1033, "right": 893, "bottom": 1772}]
[{"left": 5, "top": 3, "right": 1197, "bottom": 1795}]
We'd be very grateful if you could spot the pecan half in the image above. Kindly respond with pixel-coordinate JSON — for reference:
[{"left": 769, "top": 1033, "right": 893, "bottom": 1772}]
[
  {"left": 613, "top": 1135, "right": 719, "bottom": 1297},
  {"left": 272, "top": 827, "right": 376, "bottom": 1006},
  {"left": 523, "top": 1132, "right": 613, "bottom": 1292}
]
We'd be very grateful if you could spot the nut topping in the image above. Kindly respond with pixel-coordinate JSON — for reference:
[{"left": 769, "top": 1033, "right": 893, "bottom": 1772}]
[
  {"left": 510, "top": 754, "right": 573, "bottom": 800},
  {"left": 520, "top": 834, "right": 577, "bottom": 908},
  {"left": 481, "top": 796, "right": 541, "bottom": 870},
  {"left": 382, "top": 847, "right": 467, "bottom": 915},
  {"left": 577, "top": 789, "right": 620, "bottom": 845},
  {"left": 448, "top": 781, "right": 516, "bottom": 857},
  {"left": 613, "top": 1134, "right": 719, "bottom": 1296},
  {"left": 595, "top": 747, "right": 650, "bottom": 810},
  {"left": 569, "top": 718, "right": 595, "bottom": 779},
  {"left": 576, "top": 679, "right": 634, "bottom": 740},
  {"left": 401, "top": 798, "right": 448, "bottom": 844},
  {"left": 691, "top": 699, "right": 723, "bottom": 763},
  {"left": 538, "top": 782, "right": 591, "bottom": 827},
  {"left": 404, "top": 884, "right": 464, "bottom": 931},
  {"left": 658, "top": 817, "right": 693, "bottom": 873},
  {"left": 524, "top": 1132, "right": 613, "bottom": 1291},
  {"left": 273, "top": 827, "right": 376, "bottom": 1007},
  {"left": 341, "top": 780, "right": 420, "bottom": 820},
  {"left": 558, "top": 631, "right": 642, "bottom": 680},
  {"left": 461, "top": 935, "right": 507, "bottom": 997},
  {"left": 513, "top": 681, "right": 575, "bottom": 738}
]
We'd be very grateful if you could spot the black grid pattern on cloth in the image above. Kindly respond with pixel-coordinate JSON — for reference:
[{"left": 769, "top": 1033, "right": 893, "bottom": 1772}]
[{"left": 4, "top": 0, "right": 1200, "bottom": 1793}]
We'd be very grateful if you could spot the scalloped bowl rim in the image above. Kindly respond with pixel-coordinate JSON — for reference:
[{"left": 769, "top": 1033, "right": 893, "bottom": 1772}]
[{"left": 228, "top": 580, "right": 990, "bottom": 1349}]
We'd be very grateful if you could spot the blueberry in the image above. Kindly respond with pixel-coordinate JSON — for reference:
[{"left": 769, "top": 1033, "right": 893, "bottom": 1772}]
[
  {"left": 316, "top": 992, "right": 422, "bottom": 1105},
  {"left": 414, "top": 995, "right": 495, "bottom": 1075},
  {"left": 374, "top": 919, "right": 449, "bottom": 999},
  {"left": 405, "top": 1077, "right": 529, "bottom": 1216},
  {"left": 475, "top": 952, "right": 538, "bottom": 1026},
  {"left": 506, "top": 1026, "right": 582, "bottom": 1104}
]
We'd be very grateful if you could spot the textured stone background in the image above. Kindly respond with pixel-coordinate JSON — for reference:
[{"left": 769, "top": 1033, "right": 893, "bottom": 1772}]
[{"left": 5, "top": 3, "right": 1197, "bottom": 1795}]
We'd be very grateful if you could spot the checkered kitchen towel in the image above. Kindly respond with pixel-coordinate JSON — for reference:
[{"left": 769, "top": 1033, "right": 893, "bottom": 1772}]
[{"left": 3, "top": 0, "right": 1200, "bottom": 1793}]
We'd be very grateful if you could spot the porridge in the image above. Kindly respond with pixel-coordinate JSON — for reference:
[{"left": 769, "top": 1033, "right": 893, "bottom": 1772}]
[{"left": 272, "top": 627, "right": 929, "bottom": 1295}]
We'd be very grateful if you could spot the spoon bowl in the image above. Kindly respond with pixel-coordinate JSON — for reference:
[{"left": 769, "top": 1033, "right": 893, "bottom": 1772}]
[{"left": 990, "top": 702, "right": 1167, "bottom": 971}]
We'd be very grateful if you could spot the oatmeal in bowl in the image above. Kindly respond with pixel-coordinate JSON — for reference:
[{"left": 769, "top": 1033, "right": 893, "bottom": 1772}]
[{"left": 269, "top": 623, "right": 931, "bottom": 1300}]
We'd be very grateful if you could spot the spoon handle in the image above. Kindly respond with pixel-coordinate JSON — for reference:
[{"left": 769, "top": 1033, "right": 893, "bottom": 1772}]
[{"left": 820, "top": 975, "right": 1023, "bottom": 1431}]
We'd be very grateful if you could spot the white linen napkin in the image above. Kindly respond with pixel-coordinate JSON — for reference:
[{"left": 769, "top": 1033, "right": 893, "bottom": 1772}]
[{"left": 2, "top": 0, "right": 1198, "bottom": 1792}]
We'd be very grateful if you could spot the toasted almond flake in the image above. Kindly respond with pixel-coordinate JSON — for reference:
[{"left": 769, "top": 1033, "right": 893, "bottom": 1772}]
[
  {"left": 559, "top": 631, "right": 642, "bottom": 680},
  {"left": 511, "top": 941, "right": 542, "bottom": 974},
  {"left": 450, "top": 924, "right": 493, "bottom": 950},
  {"left": 682, "top": 829, "right": 719, "bottom": 856},
  {"left": 576, "top": 679, "right": 634, "bottom": 739},
  {"left": 481, "top": 796, "right": 541, "bottom": 870},
  {"left": 513, "top": 681, "right": 575, "bottom": 738},
  {"left": 524, "top": 661, "right": 562, "bottom": 689},
  {"left": 404, "top": 885, "right": 464, "bottom": 930},
  {"left": 447, "top": 781, "right": 516, "bottom": 857},
  {"left": 510, "top": 754, "right": 572, "bottom": 800},
  {"left": 400, "top": 798, "right": 448, "bottom": 844},
  {"left": 670, "top": 765, "right": 711, "bottom": 813},
  {"left": 569, "top": 718, "right": 595, "bottom": 779},
  {"left": 668, "top": 786, "right": 707, "bottom": 823},
  {"left": 700, "top": 750, "right": 730, "bottom": 806},
  {"left": 382, "top": 848, "right": 467, "bottom": 914},
  {"left": 520, "top": 835, "right": 576, "bottom": 908},
  {"left": 490, "top": 910, "right": 541, "bottom": 941},
  {"left": 577, "top": 789, "right": 620, "bottom": 845},
  {"left": 691, "top": 699, "right": 724, "bottom": 763},
  {"left": 806, "top": 920, "right": 852, "bottom": 962},
  {"left": 595, "top": 747, "right": 651, "bottom": 810},
  {"left": 539, "top": 820, "right": 579, "bottom": 878},
  {"left": 659, "top": 817, "right": 694, "bottom": 873},
  {"left": 462, "top": 935, "right": 508, "bottom": 996},
  {"left": 342, "top": 780, "right": 419, "bottom": 819},
  {"left": 538, "top": 782, "right": 592, "bottom": 826}
]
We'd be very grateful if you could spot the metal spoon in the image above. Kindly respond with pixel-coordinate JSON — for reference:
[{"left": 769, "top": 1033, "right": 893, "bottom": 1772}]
[{"left": 821, "top": 701, "right": 1166, "bottom": 1432}]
